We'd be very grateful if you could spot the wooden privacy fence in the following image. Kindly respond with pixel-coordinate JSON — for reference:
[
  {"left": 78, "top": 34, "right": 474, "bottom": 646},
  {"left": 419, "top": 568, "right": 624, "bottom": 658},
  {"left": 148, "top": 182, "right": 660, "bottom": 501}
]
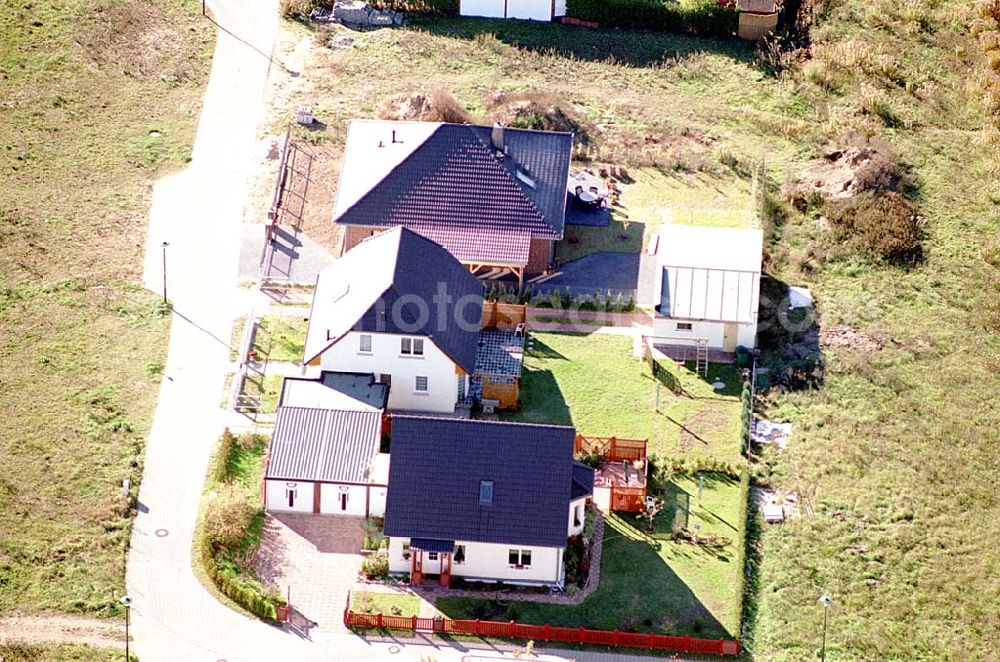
[
  {"left": 344, "top": 597, "right": 738, "bottom": 656},
  {"left": 574, "top": 434, "right": 648, "bottom": 462},
  {"left": 480, "top": 374, "right": 519, "bottom": 410},
  {"left": 481, "top": 302, "right": 527, "bottom": 330}
]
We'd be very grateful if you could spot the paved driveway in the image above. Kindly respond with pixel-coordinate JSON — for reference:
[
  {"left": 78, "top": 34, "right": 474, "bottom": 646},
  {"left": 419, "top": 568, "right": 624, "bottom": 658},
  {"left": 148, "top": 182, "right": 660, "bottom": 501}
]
[
  {"left": 257, "top": 514, "right": 364, "bottom": 634},
  {"left": 532, "top": 251, "right": 658, "bottom": 305}
]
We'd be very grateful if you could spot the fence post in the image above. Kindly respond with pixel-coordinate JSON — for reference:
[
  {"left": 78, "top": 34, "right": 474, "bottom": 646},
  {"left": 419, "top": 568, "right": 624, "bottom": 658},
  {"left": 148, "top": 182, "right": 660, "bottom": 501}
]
[
  {"left": 578, "top": 627, "right": 584, "bottom": 643},
  {"left": 377, "top": 613, "right": 383, "bottom": 628},
  {"left": 412, "top": 615, "right": 417, "bottom": 630},
  {"left": 683, "top": 635, "right": 691, "bottom": 651},
  {"left": 613, "top": 629, "right": 620, "bottom": 645},
  {"left": 544, "top": 624, "right": 551, "bottom": 641},
  {"left": 647, "top": 632, "right": 655, "bottom": 649},
  {"left": 475, "top": 619, "right": 481, "bottom": 636}
]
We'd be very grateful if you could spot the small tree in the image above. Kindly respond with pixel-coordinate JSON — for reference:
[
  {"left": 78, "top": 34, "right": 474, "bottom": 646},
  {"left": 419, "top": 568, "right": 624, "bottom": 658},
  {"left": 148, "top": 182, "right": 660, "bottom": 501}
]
[
  {"left": 642, "top": 496, "right": 663, "bottom": 533},
  {"left": 232, "top": 542, "right": 260, "bottom": 581},
  {"left": 203, "top": 484, "right": 254, "bottom": 552}
]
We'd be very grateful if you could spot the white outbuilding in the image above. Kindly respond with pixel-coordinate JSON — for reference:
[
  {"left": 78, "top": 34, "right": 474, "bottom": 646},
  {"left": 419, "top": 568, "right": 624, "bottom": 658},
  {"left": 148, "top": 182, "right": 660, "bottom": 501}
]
[{"left": 652, "top": 225, "right": 764, "bottom": 354}]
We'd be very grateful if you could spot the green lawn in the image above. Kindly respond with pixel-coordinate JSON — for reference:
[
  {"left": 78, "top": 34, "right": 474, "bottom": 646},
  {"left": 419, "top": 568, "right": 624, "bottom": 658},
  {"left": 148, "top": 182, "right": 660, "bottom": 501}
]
[
  {"left": 352, "top": 591, "right": 423, "bottom": 617},
  {"left": 241, "top": 373, "right": 285, "bottom": 413},
  {"left": 505, "top": 332, "right": 743, "bottom": 467},
  {"left": 0, "top": 0, "right": 212, "bottom": 617},
  {"left": 558, "top": 168, "right": 754, "bottom": 264},
  {"left": 437, "top": 473, "right": 744, "bottom": 638},
  {"left": 0, "top": 644, "right": 133, "bottom": 662},
  {"left": 254, "top": 315, "right": 308, "bottom": 363}
]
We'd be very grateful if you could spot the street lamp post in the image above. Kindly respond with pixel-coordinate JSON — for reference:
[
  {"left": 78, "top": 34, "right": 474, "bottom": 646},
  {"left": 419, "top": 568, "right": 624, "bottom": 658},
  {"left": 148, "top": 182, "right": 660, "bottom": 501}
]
[
  {"left": 819, "top": 594, "right": 832, "bottom": 661},
  {"left": 161, "top": 241, "right": 169, "bottom": 304},
  {"left": 120, "top": 595, "right": 133, "bottom": 660}
]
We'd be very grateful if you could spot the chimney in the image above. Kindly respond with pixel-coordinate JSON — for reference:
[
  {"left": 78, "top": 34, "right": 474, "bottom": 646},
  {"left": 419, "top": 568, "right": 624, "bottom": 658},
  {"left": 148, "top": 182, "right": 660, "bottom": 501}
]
[{"left": 491, "top": 122, "right": 504, "bottom": 156}]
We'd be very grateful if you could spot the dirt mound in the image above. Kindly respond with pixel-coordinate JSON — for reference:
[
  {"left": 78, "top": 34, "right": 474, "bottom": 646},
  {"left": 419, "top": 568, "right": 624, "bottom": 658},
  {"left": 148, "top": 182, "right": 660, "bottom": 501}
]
[
  {"left": 376, "top": 89, "right": 471, "bottom": 124},
  {"left": 486, "top": 90, "right": 591, "bottom": 143},
  {"left": 820, "top": 324, "right": 884, "bottom": 353},
  {"left": 792, "top": 146, "right": 902, "bottom": 201}
]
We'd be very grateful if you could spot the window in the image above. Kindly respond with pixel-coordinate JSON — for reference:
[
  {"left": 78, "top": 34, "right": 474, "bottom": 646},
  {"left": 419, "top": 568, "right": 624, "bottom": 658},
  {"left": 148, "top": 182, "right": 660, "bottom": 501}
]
[
  {"left": 454, "top": 545, "right": 466, "bottom": 564},
  {"left": 508, "top": 549, "right": 531, "bottom": 567},
  {"left": 574, "top": 503, "right": 583, "bottom": 527},
  {"left": 479, "top": 480, "right": 494, "bottom": 504},
  {"left": 358, "top": 334, "right": 372, "bottom": 353},
  {"left": 415, "top": 376, "right": 428, "bottom": 393},
  {"left": 377, "top": 373, "right": 391, "bottom": 386},
  {"left": 402, "top": 541, "right": 411, "bottom": 560},
  {"left": 428, "top": 552, "right": 439, "bottom": 561},
  {"left": 401, "top": 337, "right": 425, "bottom": 356},
  {"left": 676, "top": 322, "right": 693, "bottom": 331}
]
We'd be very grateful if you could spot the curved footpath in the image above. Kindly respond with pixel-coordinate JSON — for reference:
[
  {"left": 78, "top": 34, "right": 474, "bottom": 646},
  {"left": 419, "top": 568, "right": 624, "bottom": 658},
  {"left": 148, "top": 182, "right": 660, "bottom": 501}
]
[{"left": 127, "top": 2, "right": 683, "bottom": 660}]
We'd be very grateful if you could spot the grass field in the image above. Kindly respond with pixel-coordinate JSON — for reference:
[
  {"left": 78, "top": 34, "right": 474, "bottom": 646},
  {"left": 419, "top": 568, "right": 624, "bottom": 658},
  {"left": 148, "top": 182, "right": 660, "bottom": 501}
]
[
  {"left": 0, "top": 0, "right": 212, "bottom": 617},
  {"left": 506, "top": 332, "right": 743, "bottom": 466},
  {"left": 437, "top": 473, "right": 744, "bottom": 638},
  {"left": 0, "top": 644, "right": 130, "bottom": 662},
  {"left": 351, "top": 591, "right": 423, "bottom": 617}
]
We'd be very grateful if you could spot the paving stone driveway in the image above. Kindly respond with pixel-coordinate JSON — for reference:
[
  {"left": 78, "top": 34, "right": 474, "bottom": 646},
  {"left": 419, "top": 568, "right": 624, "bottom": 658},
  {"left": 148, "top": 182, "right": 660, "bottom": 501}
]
[{"left": 256, "top": 513, "right": 365, "bottom": 634}]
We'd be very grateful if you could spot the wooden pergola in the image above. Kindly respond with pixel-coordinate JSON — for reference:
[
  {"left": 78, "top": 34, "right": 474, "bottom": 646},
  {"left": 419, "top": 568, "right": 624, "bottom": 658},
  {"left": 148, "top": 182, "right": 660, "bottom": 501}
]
[{"left": 466, "top": 262, "right": 525, "bottom": 287}]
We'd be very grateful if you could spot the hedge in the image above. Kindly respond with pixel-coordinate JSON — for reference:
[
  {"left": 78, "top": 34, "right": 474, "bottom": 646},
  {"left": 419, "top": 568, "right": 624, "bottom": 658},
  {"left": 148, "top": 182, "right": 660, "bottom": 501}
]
[
  {"left": 566, "top": 0, "right": 737, "bottom": 37},
  {"left": 371, "top": 0, "right": 458, "bottom": 15}
]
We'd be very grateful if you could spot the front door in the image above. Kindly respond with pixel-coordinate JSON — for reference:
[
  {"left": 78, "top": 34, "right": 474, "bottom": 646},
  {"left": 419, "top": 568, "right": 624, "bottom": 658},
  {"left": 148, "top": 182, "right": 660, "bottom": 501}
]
[
  {"left": 722, "top": 323, "right": 738, "bottom": 352},
  {"left": 411, "top": 551, "right": 424, "bottom": 585},
  {"left": 339, "top": 492, "right": 348, "bottom": 511}
]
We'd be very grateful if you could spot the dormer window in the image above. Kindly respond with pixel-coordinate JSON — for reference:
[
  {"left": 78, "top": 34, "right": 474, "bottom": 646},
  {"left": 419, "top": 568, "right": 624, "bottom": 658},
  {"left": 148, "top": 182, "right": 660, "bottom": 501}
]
[{"left": 479, "top": 480, "right": 494, "bottom": 505}]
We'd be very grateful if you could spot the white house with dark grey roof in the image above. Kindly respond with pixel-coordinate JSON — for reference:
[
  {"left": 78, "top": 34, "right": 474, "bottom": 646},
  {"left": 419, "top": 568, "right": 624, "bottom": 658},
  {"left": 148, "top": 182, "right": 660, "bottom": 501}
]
[
  {"left": 652, "top": 225, "right": 764, "bottom": 354},
  {"left": 303, "top": 227, "right": 484, "bottom": 414},
  {"left": 333, "top": 120, "right": 572, "bottom": 285},
  {"left": 383, "top": 417, "right": 593, "bottom": 587},
  {"left": 264, "top": 372, "right": 390, "bottom": 517}
]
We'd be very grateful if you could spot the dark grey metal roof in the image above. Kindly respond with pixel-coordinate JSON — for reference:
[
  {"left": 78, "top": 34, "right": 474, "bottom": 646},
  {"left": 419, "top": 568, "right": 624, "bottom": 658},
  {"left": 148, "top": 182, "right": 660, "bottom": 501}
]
[
  {"left": 279, "top": 372, "right": 388, "bottom": 411},
  {"left": 571, "top": 462, "right": 595, "bottom": 501},
  {"left": 384, "top": 417, "right": 591, "bottom": 548},
  {"left": 266, "top": 407, "right": 382, "bottom": 483}
]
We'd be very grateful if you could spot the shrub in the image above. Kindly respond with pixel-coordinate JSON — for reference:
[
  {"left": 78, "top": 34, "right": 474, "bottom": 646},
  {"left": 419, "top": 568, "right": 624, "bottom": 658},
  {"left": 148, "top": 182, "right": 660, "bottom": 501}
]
[
  {"left": 372, "top": 0, "right": 459, "bottom": 14},
  {"left": 824, "top": 191, "right": 922, "bottom": 263},
  {"left": 567, "top": 0, "right": 737, "bottom": 37},
  {"left": 214, "top": 428, "right": 236, "bottom": 483},
  {"left": 203, "top": 484, "right": 255, "bottom": 552},
  {"left": 280, "top": 0, "right": 319, "bottom": 19},
  {"left": 360, "top": 551, "right": 389, "bottom": 580}
]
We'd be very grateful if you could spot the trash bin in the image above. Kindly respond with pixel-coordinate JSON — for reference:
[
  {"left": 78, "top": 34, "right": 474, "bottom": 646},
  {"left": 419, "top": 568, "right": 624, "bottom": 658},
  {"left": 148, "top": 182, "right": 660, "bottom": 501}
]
[{"left": 735, "top": 346, "right": 749, "bottom": 368}]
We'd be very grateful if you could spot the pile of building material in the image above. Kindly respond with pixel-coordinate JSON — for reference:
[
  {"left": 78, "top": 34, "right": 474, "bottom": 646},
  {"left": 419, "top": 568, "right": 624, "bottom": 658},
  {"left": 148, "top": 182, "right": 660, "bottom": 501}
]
[
  {"left": 752, "top": 419, "right": 792, "bottom": 449},
  {"left": 333, "top": 1, "right": 404, "bottom": 26}
]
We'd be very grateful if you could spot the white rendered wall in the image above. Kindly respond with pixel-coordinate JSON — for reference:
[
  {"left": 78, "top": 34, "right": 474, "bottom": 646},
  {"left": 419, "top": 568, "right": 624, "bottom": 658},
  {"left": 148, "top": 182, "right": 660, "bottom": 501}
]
[
  {"left": 368, "top": 485, "right": 388, "bottom": 518},
  {"left": 653, "top": 317, "right": 725, "bottom": 349},
  {"left": 506, "top": 0, "right": 552, "bottom": 21},
  {"left": 460, "top": 0, "right": 505, "bottom": 17},
  {"left": 319, "top": 331, "right": 461, "bottom": 413},
  {"left": 319, "top": 483, "right": 368, "bottom": 517},
  {"left": 265, "top": 479, "right": 314, "bottom": 513},
  {"left": 388, "top": 537, "right": 563, "bottom": 584},
  {"left": 567, "top": 497, "right": 587, "bottom": 537}
]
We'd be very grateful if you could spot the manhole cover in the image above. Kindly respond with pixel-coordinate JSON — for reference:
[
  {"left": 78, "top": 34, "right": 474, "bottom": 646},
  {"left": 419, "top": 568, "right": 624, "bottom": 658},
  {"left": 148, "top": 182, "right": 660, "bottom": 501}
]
[
  {"left": 387, "top": 646, "right": 401, "bottom": 654},
  {"left": 155, "top": 528, "right": 169, "bottom": 537},
  {"left": 149, "top": 130, "right": 161, "bottom": 138},
  {"left": 711, "top": 381, "right": 726, "bottom": 390}
]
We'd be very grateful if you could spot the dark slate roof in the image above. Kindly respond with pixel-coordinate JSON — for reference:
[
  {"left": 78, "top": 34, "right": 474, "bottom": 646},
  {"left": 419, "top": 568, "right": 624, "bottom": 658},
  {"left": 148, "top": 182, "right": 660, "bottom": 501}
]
[
  {"left": 266, "top": 407, "right": 382, "bottom": 483},
  {"left": 408, "top": 223, "right": 531, "bottom": 266},
  {"left": 571, "top": 462, "right": 595, "bottom": 501},
  {"left": 303, "top": 227, "right": 484, "bottom": 374},
  {"left": 334, "top": 121, "right": 572, "bottom": 259},
  {"left": 384, "top": 417, "right": 591, "bottom": 548}
]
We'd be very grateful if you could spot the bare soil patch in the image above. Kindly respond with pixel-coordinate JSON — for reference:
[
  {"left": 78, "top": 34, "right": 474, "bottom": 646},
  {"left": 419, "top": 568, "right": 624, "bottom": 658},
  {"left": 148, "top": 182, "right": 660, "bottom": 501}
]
[
  {"left": 820, "top": 324, "right": 884, "bottom": 353},
  {"left": 0, "top": 613, "right": 119, "bottom": 648}
]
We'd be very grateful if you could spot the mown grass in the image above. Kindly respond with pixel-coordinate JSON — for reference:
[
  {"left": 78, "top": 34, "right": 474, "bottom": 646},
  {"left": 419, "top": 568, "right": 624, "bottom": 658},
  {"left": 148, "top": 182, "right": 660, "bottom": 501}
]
[
  {"left": 352, "top": 590, "right": 423, "bottom": 617},
  {"left": 438, "top": 473, "right": 744, "bottom": 638},
  {"left": 0, "top": 643, "right": 133, "bottom": 662},
  {"left": 506, "top": 332, "right": 743, "bottom": 467},
  {"left": 0, "top": 0, "right": 213, "bottom": 616}
]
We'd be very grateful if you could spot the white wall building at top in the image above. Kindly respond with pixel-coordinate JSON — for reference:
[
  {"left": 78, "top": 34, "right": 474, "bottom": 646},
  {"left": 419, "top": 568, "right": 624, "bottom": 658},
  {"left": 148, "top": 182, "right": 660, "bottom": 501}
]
[
  {"left": 265, "top": 479, "right": 388, "bottom": 517},
  {"left": 388, "top": 537, "right": 564, "bottom": 584},
  {"left": 460, "top": 0, "right": 557, "bottom": 21},
  {"left": 319, "top": 330, "right": 462, "bottom": 413},
  {"left": 651, "top": 317, "right": 757, "bottom": 351}
]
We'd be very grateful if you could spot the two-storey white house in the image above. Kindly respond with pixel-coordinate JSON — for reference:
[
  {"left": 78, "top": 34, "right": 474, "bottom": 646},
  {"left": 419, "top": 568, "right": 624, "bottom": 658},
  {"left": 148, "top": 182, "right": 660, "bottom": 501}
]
[
  {"left": 383, "top": 417, "right": 594, "bottom": 588},
  {"left": 302, "top": 227, "right": 484, "bottom": 414}
]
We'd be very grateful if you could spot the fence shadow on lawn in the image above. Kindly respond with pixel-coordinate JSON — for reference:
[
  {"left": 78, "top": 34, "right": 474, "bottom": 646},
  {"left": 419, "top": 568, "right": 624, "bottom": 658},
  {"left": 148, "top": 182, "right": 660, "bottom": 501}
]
[{"left": 407, "top": 16, "right": 756, "bottom": 69}]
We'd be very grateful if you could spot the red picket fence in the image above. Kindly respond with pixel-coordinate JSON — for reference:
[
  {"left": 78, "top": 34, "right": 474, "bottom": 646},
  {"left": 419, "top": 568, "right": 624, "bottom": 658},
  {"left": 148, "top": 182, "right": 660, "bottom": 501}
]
[{"left": 343, "top": 592, "right": 739, "bottom": 656}]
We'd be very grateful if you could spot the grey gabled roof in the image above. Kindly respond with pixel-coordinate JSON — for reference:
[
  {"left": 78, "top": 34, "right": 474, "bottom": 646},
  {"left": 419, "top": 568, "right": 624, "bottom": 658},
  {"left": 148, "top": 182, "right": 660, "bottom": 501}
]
[
  {"left": 333, "top": 121, "right": 571, "bottom": 253},
  {"left": 303, "top": 227, "right": 484, "bottom": 373},
  {"left": 384, "top": 417, "right": 592, "bottom": 549},
  {"left": 266, "top": 407, "right": 382, "bottom": 483}
]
